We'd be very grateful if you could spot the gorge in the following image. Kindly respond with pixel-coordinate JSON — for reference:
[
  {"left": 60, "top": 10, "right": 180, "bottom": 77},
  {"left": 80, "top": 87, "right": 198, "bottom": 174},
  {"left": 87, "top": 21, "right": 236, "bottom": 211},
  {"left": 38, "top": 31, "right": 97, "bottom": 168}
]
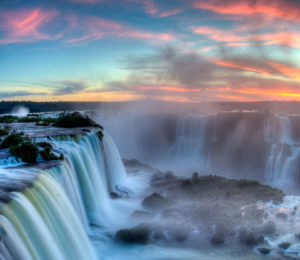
[{"left": 0, "top": 110, "right": 300, "bottom": 259}]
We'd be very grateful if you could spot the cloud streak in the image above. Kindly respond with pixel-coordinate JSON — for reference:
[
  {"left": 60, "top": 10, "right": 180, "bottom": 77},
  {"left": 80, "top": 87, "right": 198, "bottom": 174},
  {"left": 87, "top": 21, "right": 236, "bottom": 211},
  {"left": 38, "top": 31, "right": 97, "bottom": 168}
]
[{"left": 0, "top": 8, "right": 59, "bottom": 44}]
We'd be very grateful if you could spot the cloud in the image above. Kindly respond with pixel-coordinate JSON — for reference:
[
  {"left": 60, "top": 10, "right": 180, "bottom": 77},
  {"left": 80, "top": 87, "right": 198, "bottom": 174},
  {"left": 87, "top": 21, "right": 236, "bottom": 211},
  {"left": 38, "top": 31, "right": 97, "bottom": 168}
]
[
  {"left": 52, "top": 80, "right": 88, "bottom": 95},
  {"left": 0, "top": 91, "right": 46, "bottom": 98},
  {"left": 114, "top": 46, "right": 300, "bottom": 102},
  {"left": 193, "top": 0, "right": 300, "bottom": 22},
  {"left": 65, "top": 15, "right": 173, "bottom": 44},
  {"left": 0, "top": 8, "right": 60, "bottom": 44}
]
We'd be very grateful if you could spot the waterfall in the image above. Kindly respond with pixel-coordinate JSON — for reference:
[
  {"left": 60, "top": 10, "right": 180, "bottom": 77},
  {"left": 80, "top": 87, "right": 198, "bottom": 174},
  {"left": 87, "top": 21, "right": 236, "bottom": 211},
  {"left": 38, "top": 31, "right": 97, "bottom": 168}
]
[
  {"left": 279, "top": 117, "right": 292, "bottom": 144},
  {"left": 0, "top": 173, "right": 98, "bottom": 260},
  {"left": 264, "top": 115, "right": 300, "bottom": 186},
  {"left": 168, "top": 115, "right": 209, "bottom": 170},
  {"left": 0, "top": 131, "right": 128, "bottom": 259},
  {"left": 102, "top": 132, "right": 127, "bottom": 194}
]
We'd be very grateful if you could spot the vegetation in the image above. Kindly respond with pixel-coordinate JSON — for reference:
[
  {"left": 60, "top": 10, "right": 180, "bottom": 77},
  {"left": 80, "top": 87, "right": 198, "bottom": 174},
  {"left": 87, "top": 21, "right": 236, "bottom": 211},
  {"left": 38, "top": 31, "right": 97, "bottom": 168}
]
[
  {"left": 0, "top": 115, "right": 18, "bottom": 123},
  {"left": 36, "top": 117, "right": 58, "bottom": 126},
  {"left": 0, "top": 126, "right": 10, "bottom": 136},
  {"left": 96, "top": 130, "right": 103, "bottom": 141},
  {"left": 10, "top": 141, "right": 39, "bottom": 163},
  {"left": 53, "top": 112, "right": 101, "bottom": 128},
  {"left": 0, "top": 112, "right": 101, "bottom": 163},
  {"left": 40, "top": 146, "right": 63, "bottom": 161},
  {"left": 18, "top": 116, "right": 41, "bottom": 123},
  {"left": 0, "top": 132, "right": 25, "bottom": 149},
  {"left": 37, "top": 142, "right": 52, "bottom": 149}
]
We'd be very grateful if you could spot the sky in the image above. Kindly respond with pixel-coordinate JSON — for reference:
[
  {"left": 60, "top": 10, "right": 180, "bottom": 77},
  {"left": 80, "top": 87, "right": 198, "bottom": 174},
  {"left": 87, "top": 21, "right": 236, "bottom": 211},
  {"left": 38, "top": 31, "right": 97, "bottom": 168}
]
[{"left": 1, "top": 0, "right": 300, "bottom": 102}]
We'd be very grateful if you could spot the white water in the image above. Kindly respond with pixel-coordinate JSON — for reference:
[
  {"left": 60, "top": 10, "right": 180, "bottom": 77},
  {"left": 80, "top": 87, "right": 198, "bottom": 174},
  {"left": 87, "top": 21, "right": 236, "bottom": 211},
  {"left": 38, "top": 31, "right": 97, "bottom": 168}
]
[
  {"left": 168, "top": 115, "right": 210, "bottom": 171},
  {"left": 264, "top": 116, "right": 300, "bottom": 187},
  {"left": 0, "top": 131, "right": 130, "bottom": 260}
]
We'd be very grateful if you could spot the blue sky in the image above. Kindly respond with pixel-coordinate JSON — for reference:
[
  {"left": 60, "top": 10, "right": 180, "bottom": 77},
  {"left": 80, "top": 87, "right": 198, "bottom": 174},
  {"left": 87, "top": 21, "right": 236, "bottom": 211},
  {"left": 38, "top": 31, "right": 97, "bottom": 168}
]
[{"left": 1, "top": 0, "right": 300, "bottom": 102}]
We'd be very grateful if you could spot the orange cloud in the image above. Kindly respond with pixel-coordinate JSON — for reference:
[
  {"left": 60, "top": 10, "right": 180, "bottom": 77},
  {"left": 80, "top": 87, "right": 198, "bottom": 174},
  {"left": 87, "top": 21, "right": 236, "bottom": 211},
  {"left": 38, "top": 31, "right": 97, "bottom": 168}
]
[
  {"left": 193, "top": 26, "right": 248, "bottom": 42},
  {"left": 268, "top": 62, "right": 300, "bottom": 81},
  {"left": 193, "top": 0, "right": 300, "bottom": 22},
  {"left": 213, "top": 59, "right": 270, "bottom": 75},
  {"left": 254, "top": 32, "right": 300, "bottom": 49},
  {"left": 138, "top": 85, "right": 201, "bottom": 92},
  {"left": 0, "top": 9, "right": 59, "bottom": 44}
]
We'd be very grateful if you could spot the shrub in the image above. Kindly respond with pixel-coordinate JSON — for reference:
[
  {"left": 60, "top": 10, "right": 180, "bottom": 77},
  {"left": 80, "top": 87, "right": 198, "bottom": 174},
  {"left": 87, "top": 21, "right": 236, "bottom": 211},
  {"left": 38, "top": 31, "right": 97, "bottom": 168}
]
[
  {"left": 18, "top": 116, "right": 40, "bottom": 123},
  {"left": 0, "top": 132, "right": 25, "bottom": 149},
  {"left": 53, "top": 112, "right": 102, "bottom": 128},
  {"left": 10, "top": 141, "right": 39, "bottom": 163},
  {"left": 96, "top": 130, "right": 103, "bottom": 141},
  {"left": 36, "top": 117, "right": 58, "bottom": 126},
  {"left": 0, "top": 126, "right": 10, "bottom": 136},
  {"left": 37, "top": 142, "right": 52, "bottom": 149},
  {"left": 0, "top": 115, "right": 18, "bottom": 123},
  {"left": 40, "top": 147, "right": 60, "bottom": 161}
]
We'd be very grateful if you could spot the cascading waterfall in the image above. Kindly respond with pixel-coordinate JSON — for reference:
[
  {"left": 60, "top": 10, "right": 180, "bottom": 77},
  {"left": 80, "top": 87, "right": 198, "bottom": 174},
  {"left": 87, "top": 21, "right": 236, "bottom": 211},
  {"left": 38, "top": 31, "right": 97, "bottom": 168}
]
[
  {"left": 102, "top": 132, "right": 127, "bottom": 194},
  {"left": 0, "top": 131, "right": 128, "bottom": 260},
  {"left": 264, "top": 116, "right": 300, "bottom": 186},
  {"left": 168, "top": 115, "right": 210, "bottom": 170}
]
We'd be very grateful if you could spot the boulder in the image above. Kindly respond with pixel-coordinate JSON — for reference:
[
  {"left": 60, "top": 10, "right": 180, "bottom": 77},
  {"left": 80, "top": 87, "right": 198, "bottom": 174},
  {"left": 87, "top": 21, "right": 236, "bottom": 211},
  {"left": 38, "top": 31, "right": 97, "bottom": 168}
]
[
  {"left": 260, "top": 221, "right": 276, "bottom": 235},
  {"left": 210, "top": 234, "right": 225, "bottom": 245},
  {"left": 142, "top": 193, "right": 171, "bottom": 211},
  {"left": 279, "top": 242, "right": 291, "bottom": 250},
  {"left": 239, "top": 228, "right": 264, "bottom": 245},
  {"left": 257, "top": 248, "right": 270, "bottom": 255},
  {"left": 115, "top": 224, "right": 150, "bottom": 244},
  {"left": 276, "top": 212, "right": 288, "bottom": 220}
]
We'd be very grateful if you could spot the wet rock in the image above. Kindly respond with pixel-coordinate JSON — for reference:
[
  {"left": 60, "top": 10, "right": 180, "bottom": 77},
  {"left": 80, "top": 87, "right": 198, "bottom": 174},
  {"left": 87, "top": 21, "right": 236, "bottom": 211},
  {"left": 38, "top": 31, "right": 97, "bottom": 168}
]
[
  {"left": 181, "top": 179, "right": 192, "bottom": 189},
  {"left": 257, "top": 248, "right": 270, "bottom": 255},
  {"left": 279, "top": 242, "right": 291, "bottom": 249},
  {"left": 295, "top": 233, "right": 300, "bottom": 239},
  {"left": 115, "top": 224, "right": 150, "bottom": 245},
  {"left": 276, "top": 212, "right": 288, "bottom": 220},
  {"left": 239, "top": 228, "right": 264, "bottom": 245},
  {"left": 110, "top": 192, "right": 120, "bottom": 199},
  {"left": 210, "top": 234, "right": 225, "bottom": 245},
  {"left": 191, "top": 172, "right": 200, "bottom": 182},
  {"left": 260, "top": 221, "right": 276, "bottom": 235},
  {"left": 165, "top": 171, "right": 176, "bottom": 181},
  {"left": 224, "top": 191, "right": 231, "bottom": 199},
  {"left": 142, "top": 193, "right": 171, "bottom": 211},
  {"left": 171, "top": 227, "right": 189, "bottom": 242},
  {"left": 130, "top": 210, "right": 153, "bottom": 221},
  {"left": 244, "top": 205, "right": 264, "bottom": 224}
]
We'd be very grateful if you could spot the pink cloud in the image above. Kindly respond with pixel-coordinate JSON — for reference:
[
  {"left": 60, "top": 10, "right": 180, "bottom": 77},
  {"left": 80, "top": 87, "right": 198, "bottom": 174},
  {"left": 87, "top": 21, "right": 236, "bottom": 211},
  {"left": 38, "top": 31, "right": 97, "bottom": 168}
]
[
  {"left": 0, "top": 9, "right": 59, "bottom": 44},
  {"left": 71, "top": 0, "right": 101, "bottom": 3},
  {"left": 193, "top": 0, "right": 300, "bottom": 22},
  {"left": 159, "top": 9, "right": 183, "bottom": 18},
  {"left": 193, "top": 26, "right": 248, "bottom": 42},
  {"left": 66, "top": 15, "right": 173, "bottom": 43},
  {"left": 192, "top": 25, "right": 300, "bottom": 49},
  {"left": 144, "top": 0, "right": 159, "bottom": 16}
]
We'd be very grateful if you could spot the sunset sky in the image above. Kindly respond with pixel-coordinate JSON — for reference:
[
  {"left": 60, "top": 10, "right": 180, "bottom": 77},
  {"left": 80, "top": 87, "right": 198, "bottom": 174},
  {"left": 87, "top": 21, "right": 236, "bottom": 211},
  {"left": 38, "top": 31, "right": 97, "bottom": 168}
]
[{"left": 1, "top": 0, "right": 300, "bottom": 102}]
